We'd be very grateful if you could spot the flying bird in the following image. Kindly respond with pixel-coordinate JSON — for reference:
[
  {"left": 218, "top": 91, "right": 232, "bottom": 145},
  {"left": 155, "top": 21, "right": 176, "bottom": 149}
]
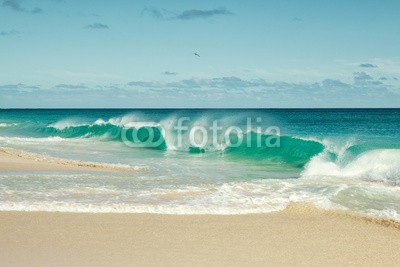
[{"left": 194, "top": 52, "right": 200, "bottom": 57}]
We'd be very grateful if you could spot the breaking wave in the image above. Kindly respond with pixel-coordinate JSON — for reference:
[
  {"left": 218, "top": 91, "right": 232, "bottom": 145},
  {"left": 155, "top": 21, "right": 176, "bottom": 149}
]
[
  {"left": 2, "top": 113, "right": 399, "bottom": 183},
  {"left": 302, "top": 149, "right": 400, "bottom": 186}
]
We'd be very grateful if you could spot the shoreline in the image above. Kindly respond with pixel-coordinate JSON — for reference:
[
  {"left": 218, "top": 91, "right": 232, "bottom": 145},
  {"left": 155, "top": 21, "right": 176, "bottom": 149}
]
[
  {"left": 0, "top": 147, "right": 134, "bottom": 172},
  {"left": 1, "top": 146, "right": 400, "bottom": 266},
  {"left": 0, "top": 204, "right": 399, "bottom": 266}
]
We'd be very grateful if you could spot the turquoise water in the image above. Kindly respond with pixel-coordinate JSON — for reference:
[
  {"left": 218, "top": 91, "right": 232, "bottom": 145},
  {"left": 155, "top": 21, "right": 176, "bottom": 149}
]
[{"left": 0, "top": 109, "right": 399, "bottom": 217}]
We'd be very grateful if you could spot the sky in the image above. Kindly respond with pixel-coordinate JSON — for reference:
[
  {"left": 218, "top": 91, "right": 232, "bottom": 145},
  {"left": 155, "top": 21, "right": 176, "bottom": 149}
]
[{"left": 1, "top": 0, "right": 400, "bottom": 108}]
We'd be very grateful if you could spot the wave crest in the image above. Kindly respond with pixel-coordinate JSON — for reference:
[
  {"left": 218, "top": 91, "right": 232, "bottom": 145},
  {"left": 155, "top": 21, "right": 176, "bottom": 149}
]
[{"left": 302, "top": 149, "right": 400, "bottom": 185}]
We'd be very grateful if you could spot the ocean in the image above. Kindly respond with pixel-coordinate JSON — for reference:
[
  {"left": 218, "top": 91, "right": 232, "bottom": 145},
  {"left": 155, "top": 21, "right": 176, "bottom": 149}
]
[{"left": 0, "top": 109, "right": 399, "bottom": 218}]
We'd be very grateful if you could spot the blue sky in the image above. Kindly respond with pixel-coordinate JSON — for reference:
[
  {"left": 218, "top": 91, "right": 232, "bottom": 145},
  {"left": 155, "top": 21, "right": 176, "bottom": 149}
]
[{"left": 1, "top": 0, "right": 400, "bottom": 108}]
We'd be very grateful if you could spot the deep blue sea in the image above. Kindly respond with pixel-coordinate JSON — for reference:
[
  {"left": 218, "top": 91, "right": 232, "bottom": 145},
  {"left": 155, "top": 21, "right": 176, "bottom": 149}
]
[{"left": 0, "top": 109, "right": 399, "bottom": 217}]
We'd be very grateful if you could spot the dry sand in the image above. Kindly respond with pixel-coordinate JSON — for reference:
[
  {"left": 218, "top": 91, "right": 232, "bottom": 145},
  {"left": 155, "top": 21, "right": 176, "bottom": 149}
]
[
  {"left": 0, "top": 206, "right": 399, "bottom": 267},
  {"left": 0, "top": 147, "right": 399, "bottom": 266}
]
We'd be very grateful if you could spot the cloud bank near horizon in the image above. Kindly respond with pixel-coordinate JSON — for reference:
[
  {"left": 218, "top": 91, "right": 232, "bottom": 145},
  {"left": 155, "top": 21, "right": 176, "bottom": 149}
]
[{"left": 1, "top": 72, "right": 399, "bottom": 108}]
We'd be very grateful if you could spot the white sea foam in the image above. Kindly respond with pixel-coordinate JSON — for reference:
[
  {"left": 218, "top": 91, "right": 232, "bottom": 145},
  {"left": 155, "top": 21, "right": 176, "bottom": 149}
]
[
  {"left": 48, "top": 119, "right": 87, "bottom": 130},
  {"left": 1, "top": 171, "right": 399, "bottom": 220},
  {"left": 0, "top": 177, "right": 352, "bottom": 215},
  {"left": 301, "top": 149, "right": 400, "bottom": 185},
  {"left": 0, "top": 181, "right": 322, "bottom": 215},
  {"left": 0, "top": 123, "right": 18, "bottom": 127},
  {"left": 0, "top": 136, "right": 66, "bottom": 145},
  {"left": 48, "top": 114, "right": 161, "bottom": 129}
]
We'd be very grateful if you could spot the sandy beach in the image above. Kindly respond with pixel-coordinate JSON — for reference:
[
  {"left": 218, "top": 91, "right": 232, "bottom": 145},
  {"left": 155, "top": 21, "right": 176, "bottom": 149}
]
[
  {"left": 0, "top": 206, "right": 399, "bottom": 266},
  {"left": 0, "top": 148, "right": 400, "bottom": 266},
  {"left": 0, "top": 147, "right": 134, "bottom": 172}
]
